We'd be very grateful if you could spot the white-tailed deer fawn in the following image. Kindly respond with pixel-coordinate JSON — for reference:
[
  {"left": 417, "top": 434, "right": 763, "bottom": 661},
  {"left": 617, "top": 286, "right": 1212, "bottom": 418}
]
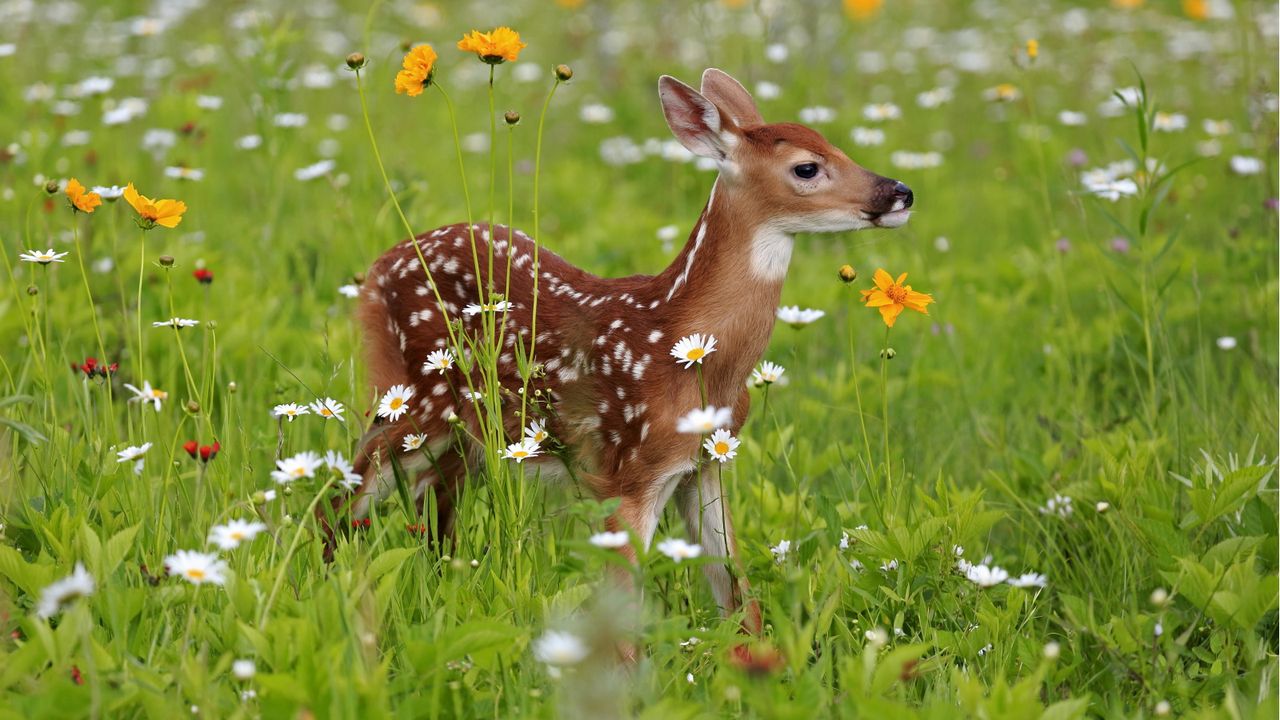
[{"left": 335, "top": 69, "right": 913, "bottom": 635}]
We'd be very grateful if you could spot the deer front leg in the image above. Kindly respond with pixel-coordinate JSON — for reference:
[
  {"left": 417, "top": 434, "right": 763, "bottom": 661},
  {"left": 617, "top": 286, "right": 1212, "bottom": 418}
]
[{"left": 676, "top": 470, "right": 762, "bottom": 634}]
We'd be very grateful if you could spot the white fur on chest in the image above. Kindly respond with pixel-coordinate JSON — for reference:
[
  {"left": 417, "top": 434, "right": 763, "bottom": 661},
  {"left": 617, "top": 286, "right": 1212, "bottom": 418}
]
[{"left": 750, "top": 227, "right": 794, "bottom": 281}]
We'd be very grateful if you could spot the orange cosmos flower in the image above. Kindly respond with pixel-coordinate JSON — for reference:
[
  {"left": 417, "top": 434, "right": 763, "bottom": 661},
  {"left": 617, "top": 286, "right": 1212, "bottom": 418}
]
[
  {"left": 456, "top": 27, "right": 526, "bottom": 64},
  {"left": 394, "top": 44, "right": 438, "bottom": 97},
  {"left": 123, "top": 183, "right": 186, "bottom": 229},
  {"left": 859, "top": 269, "right": 934, "bottom": 328},
  {"left": 65, "top": 178, "right": 101, "bottom": 214}
]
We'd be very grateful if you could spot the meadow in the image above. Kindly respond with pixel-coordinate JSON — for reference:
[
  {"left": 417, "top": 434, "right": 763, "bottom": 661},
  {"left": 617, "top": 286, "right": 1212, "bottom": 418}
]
[{"left": 0, "top": 0, "right": 1277, "bottom": 717}]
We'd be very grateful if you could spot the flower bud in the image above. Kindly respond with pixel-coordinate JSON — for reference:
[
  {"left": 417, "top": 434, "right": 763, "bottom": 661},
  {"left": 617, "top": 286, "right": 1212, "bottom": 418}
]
[
  {"left": 158, "top": 255, "right": 175, "bottom": 267},
  {"left": 441, "top": 554, "right": 451, "bottom": 563},
  {"left": 283, "top": 486, "right": 293, "bottom": 497},
  {"left": 1095, "top": 501, "right": 1110, "bottom": 513},
  {"left": 1043, "top": 641, "right": 1060, "bottom": 661},
  {"left": 346, "top": 52, "right": 366, "bottom": 70},
  {"left": 447, "top": 413, "right": 461, "bottom": 426},
  {"left": 879, "top": 348, "right": 896, "bottom": 359},
  {"left": 26, "top": 285, "right": 38, "bottom": 296},
  {"left": 554, "top": 64, "right": 573, "bottom": 82},
  {"left": 838, "top": 264, "right": 858, "bottom": 283},
  {"left": 353, "top": 272, "right": 366, "bottom": 284},
  {"left": 470, "top": 558, "right": 479, "bottom": 568},
  {"left": 252, "top": 491, "right": 267, "bottom": 505},
  {"left": 1150, "top": 588, "right": 1169, "bottom": 607},
  {"left": 504, "top": 111, "right": 521, "bottom": 126},
  {"left": 186, "top": 400, "right": 201, "bottom": 415},
  {"left": 44, "top": 180, "right": 59, "bottom": 195},
  {"left": 281, "top": 513, "right": 294, "bottom": 526},
  {"left": 228, "top": 381, "right": 238, "bottom": 394}
]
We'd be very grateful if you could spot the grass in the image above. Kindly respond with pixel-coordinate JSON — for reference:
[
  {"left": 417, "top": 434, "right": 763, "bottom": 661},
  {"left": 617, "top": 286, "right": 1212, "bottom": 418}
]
[{"left": 0, "top": 1, "right": 1277, "bottom": 717}]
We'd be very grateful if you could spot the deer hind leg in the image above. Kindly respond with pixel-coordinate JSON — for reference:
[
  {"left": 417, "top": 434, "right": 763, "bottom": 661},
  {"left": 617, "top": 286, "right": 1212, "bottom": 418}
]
[{"left": 676, "top": 470, "right": 762, "bottom": 634}]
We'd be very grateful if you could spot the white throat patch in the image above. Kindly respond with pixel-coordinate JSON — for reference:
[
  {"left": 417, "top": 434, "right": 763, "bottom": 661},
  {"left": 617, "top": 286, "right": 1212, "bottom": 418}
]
[{"left": 750, "top": 227, "right": 794, "bottom": 281}]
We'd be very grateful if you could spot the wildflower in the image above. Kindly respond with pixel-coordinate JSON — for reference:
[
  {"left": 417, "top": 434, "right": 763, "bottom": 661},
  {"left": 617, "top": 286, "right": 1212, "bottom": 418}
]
[
  {"left": 1096, "top": 501, "right": 1111, "bottom": 513},
  {"left": 322, "top": 451, "right": 363, "bottom": 490},
  {"left": 751, "top": 361, "right": 785, "bottom": 386},
  {"left": 798, "top": 106, "right": 836, "bottom": 124},
  {"left": 376, "top": 384, "right": 414, "bottom": 421},
  {"left": 964, "top": 563, "right": 1009, "bottom": 587},
  {"left": 881, "top": 559, "right": 899, "bottom": 572},
  {"left": 182, "top": 441, "right": 220, "bottom": 463},
  {"left": 462, "top": 300, "right": 514, "bottom": 315},
  {"left": 1007, "top": 572, "right": 1048, "bottom": 588},
  {"left": 462, "top": 388, "right": 483, "bottom": 402},
  {"left": 422, "top": 349, "right": 455, "bottom": 374},
  {"left": 769, "top": 539, "right": 791, "bottom": 563},
  {"left": 1039, "top": 494, "right": 1073, "bottom": 518},
  {"left": 457, "top": 27, "right": 527, "bottom": 64},
  {"left": 74, "top": 357, "right": 118, "bottom": 379},
  {"left": 851, "top": 126, "right": 885, "bottom": 146},
  {"left": 864, "top": 627, "right": 889, "bottom": 648},
  {"left": 503, "top": 439, "right": 541, "bottom": 463},
  {"left": 1025, "top": 39, "right": 1038, "bottom": 59},
  {"left": 1150, "top": 588, "right": 1170, "bottom": 606},
  {"left": 1216, "top": 336, "right": 1237, "bottom": 350},
  {"left": 309, "top": 397, "right": 346, "bottom": 422},
  {"left": 116, "top": 442, "right": 153, "bottom": 463},
  {"left": 862, "top": 102, "right": 901, "bottom": 122},
  {"left": 36, "top": 563, "right": 95, "bottom": 618},
  {"left": 207, "top": 519, "right": 268, "bottom": 550},
  {"left": 193, "top": 268, "right": 213, "bottom": 284},
  {"left": 92, "top": 185, "right": 127, "bottom": 201},
  {"left": 916, "top": 87, "right": 954, "bottom": 109},
  {"left": 533, "top": 630, "right": 588, "bottom": 667},
  {"left": 65, "top": 178, "right": 101, "bottom": 213},
  {"left": 152, "top": 318, "right": 199, "bottom": 329},
  {"left": 231, "top": 659, "right": 256, "bottom": 680},
  {"left": 1153, "top": 112, "right": 1187, "bottom": 132},
  {"left": 844, "top": 0, "right": 883, "bottom": 20},
  {"left": 123, "top": 183, "right": 186, "bottom": 229},
  {"left": 860, "top": 269, "right": 934, "bottom": 328},
  {"left": 338, "top": 284, "right": 360, "bottom": 298},
  {"left": 1154, "top": 701, "right": 1171, "bottom": 717},
  {"left": 982, "top": 83, "right": 1021, "bottom": 102},
  {"left": 164, "top": 550, "right": 228, "bottom": 586},
  {"left": 1229, "top": 155, "right": 1264, "bottom": 176},
  {"left": 270, "top": 451, "right": 324, "bottom": 484},
  {"left": 19, "top": 248, "right": 69, "bottom": 264},
  {"left": 703, "top": 428, "right": 740, "bottom": 462},
  {"left": 776, "top": 306, "right": 825, "bottom": 327},
  {"left": 670, "top": 333, "right": 718, "bottom": 368},
  {"left": 977, "top": 643, "right": 994, "bottom": 656},
  {"left": 294, "top": 159, "right": 335, "bottom": 182},
  {"left": 676, "top": 406, "right": 733, "bottom": 434},
  {"left": 272, "top": 403, "right": 310, "bottom": 422},
  {"left": 579, "top": 103, "right": 615, "bottom": 124},
  {"left": 589, "top": 531, "right": 630, "bottom": 549},
  {"left": 124, "top": 381, "right": 167, "bottom": 411},
  {"left": 525, "top": 420, "right": 550, "bottom": 445},
  {"left": 1058, "top": 110, "right": 1088, "bottom": 126},
  {"left": 1203, "top": 118, "right": 1232, "bottom": 136},
  {"left": 163, "top": 166, "right": 205, "bottom": 182},
  {"left": 656, "top": 537, "right": 702, "bottom": 562},
  {"left": 402, "top": 433, "right": 427, "bottom": 451},
  {"left": 393, "top": 44, "right": 439, "bottom": 97}
]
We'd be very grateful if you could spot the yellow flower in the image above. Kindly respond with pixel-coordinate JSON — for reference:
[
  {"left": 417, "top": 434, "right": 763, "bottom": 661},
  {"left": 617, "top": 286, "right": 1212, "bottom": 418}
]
[
  {"left": 1112, "top": 0, "right": 1143, "bottom": 7},
  {"left": 1182, "top": 0, "right": 1208, "bottom": 20},
  {"left": 65, "top": 178, "right": 101, "bottom": 214},
  {"left": 456, "top": 27, "right": 526, "bottom": 64},
  {"left": 394, "top": 44, "right": 438, "bottom": 97},
  {"left": 859, "top": 269, "right": 934, "bottom": 328},
  {"left": 1026, "top": 39, "right": 1038, "bottom": 60},
  {"left": 843, "top": 0, "right": 883, "bottom": 20},
  {"left": 123, "top": 183, "right": 186, "bottom": 229}
]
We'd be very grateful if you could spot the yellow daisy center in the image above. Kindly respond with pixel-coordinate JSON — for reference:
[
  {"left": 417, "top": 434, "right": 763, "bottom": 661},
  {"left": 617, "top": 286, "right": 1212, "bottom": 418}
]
[
  {"left": 686, "top": 348, "right": 705, "bottom": 361},
  {"left": 714, "top": 442, "right": 729, "bottom": 455},
  {"left": 229, "top": 531, "right": 245, "bottom": 540},
  {"left": 390, "top": 398, "right": 404, "bottom": 410},
  {"left": 513, "top": 450, "right": 528, "bottom": 458},
  {"left": 291, "top": 467, "right": 306, "bottom": 477},
  {"left": 187, "top": 569, "right": 205, "bottom": 580},
  {"left": 320, "top": 408, "right": 332, "bottom": 416},
  {"left": 886, "top": 285, "right": 908, "bottom": 303}
]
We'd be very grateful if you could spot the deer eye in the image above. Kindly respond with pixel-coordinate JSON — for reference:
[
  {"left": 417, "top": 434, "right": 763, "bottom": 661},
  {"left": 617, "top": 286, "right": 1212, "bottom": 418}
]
[{"left": 793, "top": 162, "right": 819, "bottom": 180}]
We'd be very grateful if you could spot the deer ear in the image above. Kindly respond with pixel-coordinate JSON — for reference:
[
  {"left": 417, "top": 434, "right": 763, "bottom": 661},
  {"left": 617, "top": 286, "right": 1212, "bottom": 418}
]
[
  {"left": 700, "top": 68, "right": 763, "bottom": 127},
  {"left": 659, "top": 75, "right": 735, "bottom": 160}
]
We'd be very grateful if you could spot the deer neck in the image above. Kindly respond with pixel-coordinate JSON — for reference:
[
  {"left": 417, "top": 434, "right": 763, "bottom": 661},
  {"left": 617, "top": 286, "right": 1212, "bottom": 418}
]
[{"left": 654, "top": 179, "right": 794, "bottom": 401}]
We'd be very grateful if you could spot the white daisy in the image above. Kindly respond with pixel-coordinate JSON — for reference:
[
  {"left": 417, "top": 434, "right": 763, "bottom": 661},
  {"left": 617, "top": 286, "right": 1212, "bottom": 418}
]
[
  {"left": 1038, "top": 494, "right": 1073, "bottom": 518},
  {"left": 964, "top": 563, "right": 1009, "bottom": 588},
  {"left": 270, "top": 451, "right": 324, "bottom": 484},
  {"left": 1058, "top": 110, "right": 1088, "bottom": 126},
  {"left": 272, "top": 403, "right": 310, "bottom": 422},
  {"left": 338, "top": 283, "right": 360, "bottom": 298},
  {"left": 322, "top": 451, "right": 363, "bottom": 490},
  {"left": 207, "top": 519, "right": 268, "bottom": 550},
  {"left": 402, "top": 433, "right": 427, "bottom": 451},
  {"left": 751, "top": 361, "right": 786, "bottom": 386},
  {"left": 524, "top": 419, "right": 550, "bottom": 445},
  {"left": 231, "top": 659, "right": 256, "bottom": 680},
  {"left": 422, "top": 349, "right": 455, "bottom": 375},
  {"left": 1216, "top": 336, "right": 1237, "bottom": 350},
  {"left": 588, "top": 531, "right": 630, "bottom": 549},
  {"left": 502, "top": 439, "right": 541, "bottom": 463},
  {"left": 850, "top": 127, "right": 885, "bottom": 147},
  {"left": 1082, "top": 177, "right": 1139, "bottom": 201},
  {"left": 769, "top": 539, "right": 791, "bottom": 563},
  {"left": 115, "top": 442, "right": 153, "bottom": 463},
  {"left": 376, "top": 384, "right": 414, "bottom": 421},
  {"left": 1007, "top": 572, "right": 1047, "bottom": 588},
  {"left": 294, "top": 159, "right": 336, "bottom": 182},
  {"left": 862, "top": 102, "right": 901, "bottom": 122},
  {"left": 462, "top": 300, "right": 514, "bottom": 316},
  {"left": 308, "top": 397, "right": 345, "bottom": 422},
  {"left": 1229, "top": 155, "right": 1264, "bottom": 176},
  {"left": 123, "top": 381, "right": 168, "bottom": 411},
  {"left": 164, "top": 166, "right": 205, "bottom": 181},
  {"left": 1152, "top": 112, "right": 1187, "bottom": 132},
  {"left": 164, "top": 550, "right": 229, "bottom": 586},
  {"left": 36, "top": 563, "right": 95, "bottom": 618},
  {"left": 775, "top": 306, "right": 825, "bottom": 327},
  {"left": 532, "top": 630, "right": 589, "bottom": 667},
  {"left": 1202, "top": 118, "right": 1232, "bottom": 136},
  {"left": 152, "top": 317, "right": 200, "bottom": 329},
  {"left": 676, "top": 406, "right": 733, "bottom": 435},
  {"left": 656, "top": 537, "right": 702, "bottom": 563},
  {"left": 19, "top": 248, "right": 69, "bottom": 264},
  {"left": 91, "top": 185, "right": 127, "bottom": 200},
  {"left": 702, "top": 428, "right": 739, "bottom": 463},
  {"left": 670, "top": 333, "right": 718, "bottom": 368}
]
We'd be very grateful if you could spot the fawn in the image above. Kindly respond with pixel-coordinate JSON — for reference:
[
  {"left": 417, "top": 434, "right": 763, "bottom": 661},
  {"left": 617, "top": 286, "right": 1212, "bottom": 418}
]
[{"left": 338, "top": 69, "right": 912, "bottom": 634}]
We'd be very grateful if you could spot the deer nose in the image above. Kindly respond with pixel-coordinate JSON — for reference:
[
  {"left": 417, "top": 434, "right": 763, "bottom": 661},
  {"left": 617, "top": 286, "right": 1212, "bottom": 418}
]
[{"left": 892, "top": 181, "right": 914, "bottom": 209}]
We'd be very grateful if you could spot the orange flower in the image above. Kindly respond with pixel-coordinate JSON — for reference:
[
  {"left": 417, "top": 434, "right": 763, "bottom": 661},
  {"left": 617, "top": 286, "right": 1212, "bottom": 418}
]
[
  {"left": 456, "top": 27, "right": 526, "bottom": 64},
  {"left": 843, "top": 0, "right": 883, "bottom": 20},
  {"left": 123, "top": 183, "right": 186, "bottom": 229},
  {"left": 394, "top": 44, "right": 438, "bottom": 97},
  {"left": 65, "top": 178, "right": 101, "bottom": 214},
  {"left": 1182, "top": 0, "right": 1208, "bottom": 20},
  {"left": 859, "top": 269, "right": 934, "bottom": 328}
]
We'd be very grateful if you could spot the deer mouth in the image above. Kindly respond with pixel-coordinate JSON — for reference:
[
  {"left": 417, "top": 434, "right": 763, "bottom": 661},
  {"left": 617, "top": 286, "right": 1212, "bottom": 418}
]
[{"left": 865, "top": 208, "right": 912, "bottom": 228}]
